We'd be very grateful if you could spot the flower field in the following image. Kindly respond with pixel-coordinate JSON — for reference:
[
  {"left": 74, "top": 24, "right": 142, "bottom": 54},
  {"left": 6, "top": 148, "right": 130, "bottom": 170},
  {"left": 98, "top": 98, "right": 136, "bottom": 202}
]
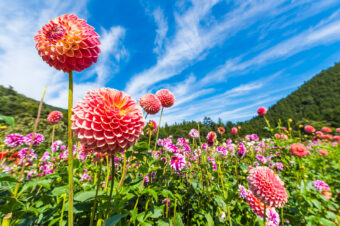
[{"left": 0, "top": 14, "right": 340, "bottom": 226}]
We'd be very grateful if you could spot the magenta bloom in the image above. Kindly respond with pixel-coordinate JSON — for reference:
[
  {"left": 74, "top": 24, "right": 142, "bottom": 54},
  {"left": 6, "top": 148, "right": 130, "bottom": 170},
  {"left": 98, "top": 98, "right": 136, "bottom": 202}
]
[
  {"left": 206, "top": 131, "right": 217, "bottom": 146},
  {"left": 170, "top": 154, "right": 186, "bottom": 171},
  {"left": 247, "top": 166, "right": 288, "bottom": 208},
  {"left": 313, "top": 180, "right": 330, "bottom": 192},
  {"left": 231, "top": 127, "right": 238, "bottom": 135},
  {"left": 257, "top": 107, "right": 267, "bottom": 116},
  {"left": 256, "top": 154, "right": 267, "bottom": 164},
  {"left": 24, "top": 133, "right": 45, "bottom": 146},
  {"left": 188, "top": 129, "right": 199, "bottom": 138},
  {"left": 4, "top": 133, "right": 24, "bottom": 147},
  {"left": 47, "top": 111, "right": 63, "bottom": 124},
  {"left": 237, "top": 142, "right": 246, "bottom": 158},
  {"left": 238, "top": 185, "right": 247, "bottom": 199}
]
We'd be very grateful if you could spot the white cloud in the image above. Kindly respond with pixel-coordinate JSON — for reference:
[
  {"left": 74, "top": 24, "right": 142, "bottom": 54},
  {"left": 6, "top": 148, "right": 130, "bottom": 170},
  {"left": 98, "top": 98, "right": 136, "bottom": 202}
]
[
  {"left": 152, "top": 8, "right": 168, "bottom": 54},
  {"left": 0, "top": 0, "right": 127, "bottom": 108}
]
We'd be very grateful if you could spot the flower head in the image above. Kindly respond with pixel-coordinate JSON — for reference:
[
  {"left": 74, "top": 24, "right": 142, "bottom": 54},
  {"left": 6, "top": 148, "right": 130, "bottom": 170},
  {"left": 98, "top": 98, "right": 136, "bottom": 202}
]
[
  {"left": 34, "top": 14, "right": 100, "bottom": 72},
  {"left": 336, "top": 128, "right": 340, "bottom": 133},
  {"left": 231, "top": 127, "right": 238, "bottom": 135},
  {"left": 188, "top": 129, "right": 199, "bottom": 138},
  {"left": 170, "top": 154, "right": 186, "bottom": 171},
  {"left": 304, "top": 125, "right": 315, "bottom": 134},
  {"left": 319, "top": 149, "right": 328, "bottom": 156},
  {"left": 47, "top": 111, "right": 63, "bottom": 124},
  {"left": 139, "top": 94, "right": 161, "bottom": 115},
  {"left": 218, "top": 127, "right": 225, "bottom": 134},
  {"left": 257, "top": 107, "right": 267, "bottom": 116},
  {"left": 24, "top": 133, "right": 45, "bottom": 146},
  {"left": 145, "top": 120, "right": 157, "bottom": 135},
  {"left": 321, "top": 127, "right": 332, "bottom": 133},
  {"left": 155, "top": 89, "right": 175, "bottom": 108},
  {"left": 290, "top": 143, "right": 308, "bottom": 157},
  {"left": 206, "top": 131, "right": 217, "bottom": 146},
  {"left": 313, "top": 180, "right": 330, "bottom": 192},
  {"left": 72, "top": 88, "right": 145, "bottom": 154},
  {"left": 247, "top": 166, "right": 288, "bottom": 208},
  {"left": 4, "top": 133, "right": 24, "bottom": 147}
]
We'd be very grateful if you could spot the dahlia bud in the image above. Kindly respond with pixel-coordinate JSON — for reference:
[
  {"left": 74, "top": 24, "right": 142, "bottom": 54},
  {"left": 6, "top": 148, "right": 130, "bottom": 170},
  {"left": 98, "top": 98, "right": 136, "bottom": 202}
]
[{"left": 257, "top": 107, "right": 267, "bottom": 116}]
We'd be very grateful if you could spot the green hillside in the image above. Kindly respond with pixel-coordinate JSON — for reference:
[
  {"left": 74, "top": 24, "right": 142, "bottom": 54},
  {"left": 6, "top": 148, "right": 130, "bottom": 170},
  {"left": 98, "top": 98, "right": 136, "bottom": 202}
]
[{"left": 1, "top": 62, "right": 340, "bottom": 143}]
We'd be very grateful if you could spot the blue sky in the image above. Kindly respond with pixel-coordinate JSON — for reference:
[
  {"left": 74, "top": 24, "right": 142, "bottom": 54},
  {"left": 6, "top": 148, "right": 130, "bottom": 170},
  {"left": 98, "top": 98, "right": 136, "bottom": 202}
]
[{"left": 1, "top": 0, "right": 340, "bottom": 125}]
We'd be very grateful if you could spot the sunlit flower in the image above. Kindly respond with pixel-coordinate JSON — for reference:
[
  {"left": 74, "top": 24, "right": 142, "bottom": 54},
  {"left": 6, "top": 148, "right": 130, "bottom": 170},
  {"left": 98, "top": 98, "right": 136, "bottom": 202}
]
[
  {"left": 34, "top": 14, "right": 100, "bottom": 72},
  {"left": 304, "top": 125, "right": 315, "bottom": 134},
  {"left": 256, "top": 154, "right": 267, "bottom": 164},
  {"left": 247, "top": 166, "right": 288, "bottom": 208},
  {"left": 321, "top": 191, "right": 332, "bottom": 200},
  {"left": 319, "top": 149, "right": 328, "bottom": 156},
  {"left": 24, "top": 133, "right": 45, "bottom": 146},
  {"left": 313, "top": 180, "right": 330, "bottom": 192},
  {"left": 321, "top": 127, "right": 332, "bottom": 133},
  {"left": 206, "top": 131, "right": 217, "bottom": 146},
  {"left": 188, "top": 129, "right": 199, "bottom": 138},
  {"left": 275, "top": 162, "right": 284, "bottom": 170},
  {"left": 231, "top": 127, "right": 238, "bottom": 135},
  {"left": 47, "top": 111, "right": 63, "bottom": 124},
  {"left": 51, "top": 140, "right": 63, "bottom": 152},
  {"left": 80, "top": 169, "right": 91, "bottom": 182},
  {"left": 238, "top": 185, "right": 247, "bottom": 199},
  {"left": 257, "top": 107, "right": 267, "bottom": 116},
  {"left": 155, "top": 89, "right": 175, "bottom": 108},
  {"left": 139, "top": 94, "right": 161, "bottom": 115},
  {"left": 336, "top": 128, "right": 340, "bottom": 133},
  {"left": 4, "top": 133, "right": 24, "bottom": 147},
  {"left": 218, "top": 127, "right": 225, "bottom": 135},
  {"left": 72, "top": 88, "right": 145, "bottom": 154},
  {"left": 170, "top": 154, "right": 186, "bottom": 171},
  {"left": 146, "top": 120, "right": 157, "bottom": 135},
  {"left": 290, "top": 143, "right": 308, "bottom": 157}
]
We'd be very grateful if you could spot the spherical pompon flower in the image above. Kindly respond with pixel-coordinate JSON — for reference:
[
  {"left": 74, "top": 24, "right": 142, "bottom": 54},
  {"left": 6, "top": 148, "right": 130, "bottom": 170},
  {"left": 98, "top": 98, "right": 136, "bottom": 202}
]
[
  {"left": 155, "top": 89, "right": 175, "bottom": 108},
  {"left": 257, "top": 107, "right": 267, "bottom": 116},
  {"left": 313, "top": 180, "right": 330, "bottom": 192},
  {"left": 139, "top": 94, "right": 161, "bottom": 115},
  {"left": 72, "top": 88, "right": 145, "bottom": 154},
  {"left": 247, "top": 166, "right": 288, "bottom": 208},
  {"left": 321, "top": 127, "right": 332, "bottom": 133},
  {"left": 217, "top": 127, "right": 225, "bottom": 135},
  {"left": 304, "top": 125, "right": 315, "bottom": 134},
  {"left": 290, "top": 143, "right": 308, "bottom": 157},
  {"left": 4, "top": 134, "right": 24, "bottom": 148},
  {"left": 336, "top": 128, "right": 340, "bottom": 133},
  {"left": 24, "top": 133, "right": 45, "bottom": 146},
  {"left": 231, "top": 127, "right": 238, "bottom": 135},
  {"left": 34, "top": 14, "right": 101, "bottom": 72},
  {"left": 47, "top": 111, "right": 63, "bottom": 124}
]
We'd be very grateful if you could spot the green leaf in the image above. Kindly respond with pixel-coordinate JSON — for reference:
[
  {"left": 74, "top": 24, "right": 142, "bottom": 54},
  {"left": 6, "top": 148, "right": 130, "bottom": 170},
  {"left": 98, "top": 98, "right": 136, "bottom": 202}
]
[
  {"left": 0, "top": 172, "right": 18, "bottom": 183},
  {"left": 51, "top": 185, "right": 68, "bottom": 196},
  {"left": 175, "top": 213, "right": 185, "bottom": 226},
  {"left": 204, "top": 212, "right": 214, "bottom": 226},
  {"left": 150, "top": 206, "right": 163, "bottom": 218},
  {"left": 213, "top": 196, "right": 227, "bottom": 211},
  {"left": 74, "top": 190, "right": 103, "bottom": 202},
  {"left": 156, "top": 219, "right": 171, "bottom": 226},
  {"left": 0, "top": 115, "right": 15, "bottom": 128},
  {"left": 319, "top": 218, "right": 336, "bottom": 225},
  {"left": 142, "top": 188, "right": 158, "bottom": 202},
  {"left": 21, "top": 179, "right": 51, "bottom": 193},
  {"left": 105, "top": 214, "right": 127, "bottom": 226},
  {"left": 133, "top": 142, "right": 149, "bottom": 153}
]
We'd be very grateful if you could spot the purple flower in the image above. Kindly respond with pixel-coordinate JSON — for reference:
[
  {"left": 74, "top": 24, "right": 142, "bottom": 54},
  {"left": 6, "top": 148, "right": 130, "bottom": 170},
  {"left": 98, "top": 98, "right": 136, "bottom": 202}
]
[
  {"left": 163, "top": 198, "right": 171, "bottom": 209},
  {"left": 238, "top": 185, "right": 247, "bottom": 199},
  {"left": 253, "top": 161, "right": 259, "bottom": 166},
  {"left": 144, "top": 175, "right": 149, "bottom": 183},
  {"left": 188, "top": 129, "right": 199, "bottom": 138},
  {"left": 251, "top": 134, "right": 259, "bottom": 142},
  {"left": 236, "top": 142, "right": 246, "bottom": 158},
  {"left": 176, "top": 138, "right": 188, "bottom": 147},
  {"left": 313, "top": 180, "right": 330, "bottom": 192},
  {"left": 80, "top": 169, "right": 91, "bottom": 182},
  {"left": 40, "top": 151, "right": 50, "bottom": 161},
  {"left": 289, "top": 161, "right": 295, "bottom": 166},
  {"left": 165, "top": 144, "right": 179, "bottom": 154},
  {"left": 217, "top": 146, "right": 228, "bottom": 156},
  {"left": 170, "top": 154, "right": 186, "bottom": 171},
  {"left": 18, "top": 148, "right": 37, "bottom": 162},
  {"left": 266, "top": 208, "right": 280, "bottom": 226},
  {"left": 275, "top": 162, "right": 284, "bottom": 170},
  {"left": 4, "top": 133, "right": 24, "bottom": 147},
  {"left": 51, "top": 140, "right": 63, "bottom": 152},
  {"left": 201, "top": 143, "right": 208, "bottom": 150},
  {"left": 24, "top": 133, "right": 44, "bottom": 146},
  {"left": 256, "top": 154, "right": 267, "bottom": 164}
]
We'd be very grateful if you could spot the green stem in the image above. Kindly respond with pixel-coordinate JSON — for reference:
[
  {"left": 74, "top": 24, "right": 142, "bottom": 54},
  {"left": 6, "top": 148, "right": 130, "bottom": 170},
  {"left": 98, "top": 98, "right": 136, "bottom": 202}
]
[
  {"left": 106, "top": 154, "right": 115, "bottom": 219},
  {"left": 263, "top": 204, "right": 266, "bottom": 226},
  {"left": 60, "top": 194, "right": 67, "bottom": 226},
  {"left": 227, "top": 205, "right": 232, "bottom": 226},
  {"left": 173, "top": 199, "right": 177, "bottom": 223},
  {"left": 281, "top": 208, "right": 284, "bottom": 226},
  {"left": 68, "top": 71, "right": 74, "bottom": 226},
  {"left": 90, "top": 161, "right": 102, "bottom": 226},
  {"left": 118, "top": 152, "right": 127, "bottom": 191},
  {"left": 148, "top": 130, "right": 152, "bottom": 150},
  {"left": 153, "top": 107, "right": 164, "bottom": 151}
]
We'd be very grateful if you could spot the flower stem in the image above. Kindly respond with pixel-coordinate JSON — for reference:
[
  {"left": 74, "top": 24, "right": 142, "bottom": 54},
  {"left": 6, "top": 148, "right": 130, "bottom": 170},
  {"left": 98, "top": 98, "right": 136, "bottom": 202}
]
[
  {"left": 51, "top": 125, "right": 55, "bottom": 145},
  {"left": 105, "top": 154, "right": 115, "bottom": 219},
  {"left": 227, "top": 205, "right": 232, "bottom": 226},
  {"left": 90, "top": 161, "right": 102, "bottom": 226},
  {"left": 173, "top": 199, "right": 177, "bottom": 224},
  {"left": 118, "top": 152, "right": 127, "bottom": 191},
  {"left": 263, "top": 204, "right": 266, "bottom": 226},
  {"left": 281, "top": 208, "right": 284, "bottom": 226},
  {"left": 153, "top": 107, "right": 163, "bottom": 150},
  {"left": 59, "top": 194, "right": 67, "bottom": 226},
  {"left": 68, "top": 70, "right": 74, "bottom": 226}
]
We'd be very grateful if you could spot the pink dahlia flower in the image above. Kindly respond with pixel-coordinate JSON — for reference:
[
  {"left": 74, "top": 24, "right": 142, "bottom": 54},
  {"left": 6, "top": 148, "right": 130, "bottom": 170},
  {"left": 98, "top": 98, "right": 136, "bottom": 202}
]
[
  {"left": 24, "top": 133, "right": 45, "bottom": 146},
  {"left": 139, "top": 94, "right": 161, "bottom": 115},
  {"left": 4, "top": 133, "right": 24, "bottom": 147},
  {"left": 313, "top": 180, "right": 330, "bottom": 192},
  {"left": 170, "top": 154, "right": 186, "bottom": 171},
  {"left": 336, "top": 128, "right": 340, "bottom": 133},
  {"left": 206, "top": 131, "right": 217, "bottom": 146},
  {"left": 72, "top": 88, "right": 145, "bottom": 154},
  {"left": 290, "top": 143, "right": 308, "bottom": 157},
  {"left": 304, "top": 125, "right": 315, "bottom": 134},
  {"left": 247, "top": 166, "right": 288, "bottom": 208},
  {"left": 155, "top": 89, "right": 175, "bottom": 108},
  {"left": 188, "top": 129, "right": 199, "bottom": 138},
  {"left": 257, "top": 107, "right": 267, "bottom": 116},
  {"left": 34, "top": 14, "right": 101, "bottom": 72},
  {"left": 47, "top": 111, "right": 63, "bottom": 124},
  {"left": 321, "top": 127, "right": 332, "bottom": 133},
  {"left": 319, "top": 149, "right": 328, "bottom": 156},
  {"left": 218, "top": 127, "right": 225, "bottom": 135},
  {"left": 231, "top": 127, "right": 238, "bottom": 135}
]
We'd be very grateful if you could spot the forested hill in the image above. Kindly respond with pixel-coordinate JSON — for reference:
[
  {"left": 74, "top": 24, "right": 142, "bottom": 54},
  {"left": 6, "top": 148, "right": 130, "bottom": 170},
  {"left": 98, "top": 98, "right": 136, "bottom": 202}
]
[{"left": 1, "top": 62, "right": 340, "bottom": 141}]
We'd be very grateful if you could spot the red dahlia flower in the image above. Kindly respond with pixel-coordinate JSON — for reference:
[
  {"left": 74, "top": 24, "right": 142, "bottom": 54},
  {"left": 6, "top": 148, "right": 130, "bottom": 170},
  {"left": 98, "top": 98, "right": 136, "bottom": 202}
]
[
  {"left": 247, "top": 166, "right": 288, "bottom": 208},
  {"left": 47, "top": 111, "right": 63, "bottom": 124},
  {"left": 304, "top": 125, "right": 315, "bottom": 134},
  {"left": 231, "top": 127, "right": 238, "bottom": 135},
  {"left": 290, "top": 143, "right": 308, "bottom": 157},
  {"left": 139, "top": 94, "right": 161, "bottom": 115},
  {"left": 72, "top": 88, "right": 145, "bottom": 154},
  {"left": 34, "top": 14, "right": 100, "bottom": 72},
  {"left": 257, "top": 107, "right": 267, "bottom": 116},
  {"left": 155, "top": 89, "right": 175, "bottom": 108}
]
